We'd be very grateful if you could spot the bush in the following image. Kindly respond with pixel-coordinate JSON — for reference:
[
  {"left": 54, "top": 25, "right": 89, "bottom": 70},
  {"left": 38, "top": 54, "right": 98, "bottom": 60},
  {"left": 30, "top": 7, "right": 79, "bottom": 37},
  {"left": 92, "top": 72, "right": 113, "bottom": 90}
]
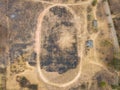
[
  {"left": 111, "top": 58, "right": 120, "bottom": 71},
  {"left": 101, "top": 40, "right": 112, "bottom": 47},
  {"left": 28, "top": 84, "right": 38, "bottom": 90},
  {"left": 17, "top": 76, "right": 30, "bottom": 87},
  {"left": 111, "top": 84, "right": 118, "bottom": 89},
  {"left": 111, "top": 84, "right": 120, "bottom": 90},
  {"left": 111, "top": 76, "right": 120, "bottom": 89},
  {"left": 108, "top": 23, "right": 112, "bottom": 28},
  {"left": 92, "top": 0, "right": 97, "bottom": 6},
  {"left": 99, "top": 81, "right": 106, "bottom": 87}
]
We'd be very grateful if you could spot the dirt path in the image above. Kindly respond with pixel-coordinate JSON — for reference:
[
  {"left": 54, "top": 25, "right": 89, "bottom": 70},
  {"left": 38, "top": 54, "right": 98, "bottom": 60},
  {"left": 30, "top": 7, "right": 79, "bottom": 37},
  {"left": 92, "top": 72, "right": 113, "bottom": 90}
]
[
  {"left": 89, "top": 0, "right": 114, "bottom": 76},
  {"left": 103, "top": 1, "right": 120, "bottom": 53},
  {"left": 28, "top": 0, "right": 92, "bottom": 6},
  {"left": 90, "top": 61, "right": 114, "bottom": 76}
]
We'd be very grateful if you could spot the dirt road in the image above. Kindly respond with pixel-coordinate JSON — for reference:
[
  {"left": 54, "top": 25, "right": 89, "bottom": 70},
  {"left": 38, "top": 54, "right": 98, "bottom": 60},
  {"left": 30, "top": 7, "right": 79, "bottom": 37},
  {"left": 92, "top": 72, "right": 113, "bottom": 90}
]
[
  {"left": 103, "top": 1, "right": 120, "bottom": 53},
  {"left": 28, "top": 0, "right": 92, "bottom": 6}
]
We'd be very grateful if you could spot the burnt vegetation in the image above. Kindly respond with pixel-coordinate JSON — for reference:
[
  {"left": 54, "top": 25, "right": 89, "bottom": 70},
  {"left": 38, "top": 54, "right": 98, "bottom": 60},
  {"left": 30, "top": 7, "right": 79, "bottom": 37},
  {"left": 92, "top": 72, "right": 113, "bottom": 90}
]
[
  {"left": 50, "top": 6, "right": 69, "bottom": 17},
  {"left": 16, "top": 76, "right": 38, "bottom": 90},
  {"left": 49, "top": 6, "right": 73, "bottom": 20},
  {"left": 40, "top": 6, "right": 79, "bottom": 74}
]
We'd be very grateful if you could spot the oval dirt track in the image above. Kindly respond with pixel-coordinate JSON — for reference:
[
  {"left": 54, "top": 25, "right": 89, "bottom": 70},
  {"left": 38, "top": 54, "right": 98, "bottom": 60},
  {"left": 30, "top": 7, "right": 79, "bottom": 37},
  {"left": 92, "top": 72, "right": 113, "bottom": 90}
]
[{"left": 35, "top": 4, "right": 82, "bottom": 87}]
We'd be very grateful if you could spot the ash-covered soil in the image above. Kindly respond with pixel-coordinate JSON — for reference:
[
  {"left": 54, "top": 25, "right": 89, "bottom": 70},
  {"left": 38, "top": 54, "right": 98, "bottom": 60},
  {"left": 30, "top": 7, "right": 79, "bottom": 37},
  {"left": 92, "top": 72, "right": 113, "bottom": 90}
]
[
  {"left": 40, "top": 6, "right": 79, "bottom": 74},
  {"left": 0, "top": 0, "right": 49, "bottom": 66},
  {"left": 7, "top": 0, "right": 46, "bottom": 64}
]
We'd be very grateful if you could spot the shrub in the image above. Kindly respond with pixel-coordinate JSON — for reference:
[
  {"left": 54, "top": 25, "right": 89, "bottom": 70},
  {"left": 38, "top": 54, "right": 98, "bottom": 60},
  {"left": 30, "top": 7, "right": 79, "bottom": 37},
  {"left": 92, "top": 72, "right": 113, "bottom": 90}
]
[
  {"left": 17, "top": 76, "right": 30, "bottom": 87},
  {"left": 111, "top": 58, "right": 120, "bottom": 71},
  {"left": 92, "top": 0, "right": 97, "bottom": 6},
  {"left": 28, "top": 84, "right": 38, "bottom": 90},
  {"left": 99, "top": 81, "right": 106, "bottom": 87},
  {"left": 101, "top": 40, "right": 112, "bottom": 47}
]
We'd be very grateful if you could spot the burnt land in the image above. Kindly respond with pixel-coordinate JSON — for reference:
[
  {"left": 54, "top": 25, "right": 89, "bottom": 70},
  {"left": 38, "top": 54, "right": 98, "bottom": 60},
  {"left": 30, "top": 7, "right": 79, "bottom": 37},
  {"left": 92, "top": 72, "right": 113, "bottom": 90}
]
[
  {"left": 7, "top": 0, "right": 45, "bottom": 65},
  {"left": 40, "top": 6, "right": 79, "bottom": 74}
]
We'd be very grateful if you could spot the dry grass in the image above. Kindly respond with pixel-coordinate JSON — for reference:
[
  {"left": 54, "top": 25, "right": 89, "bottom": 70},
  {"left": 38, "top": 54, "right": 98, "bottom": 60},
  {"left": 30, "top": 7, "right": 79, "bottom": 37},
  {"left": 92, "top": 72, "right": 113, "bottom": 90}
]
[
  {"left": 0, "top": 74, "right": 3, "bottom": 85},
  {"left": 58, "top": 30, "right": 75, "bottom": 50},
  {"left": 5, "top": 0, "right": 117, "bottom": 90}
]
